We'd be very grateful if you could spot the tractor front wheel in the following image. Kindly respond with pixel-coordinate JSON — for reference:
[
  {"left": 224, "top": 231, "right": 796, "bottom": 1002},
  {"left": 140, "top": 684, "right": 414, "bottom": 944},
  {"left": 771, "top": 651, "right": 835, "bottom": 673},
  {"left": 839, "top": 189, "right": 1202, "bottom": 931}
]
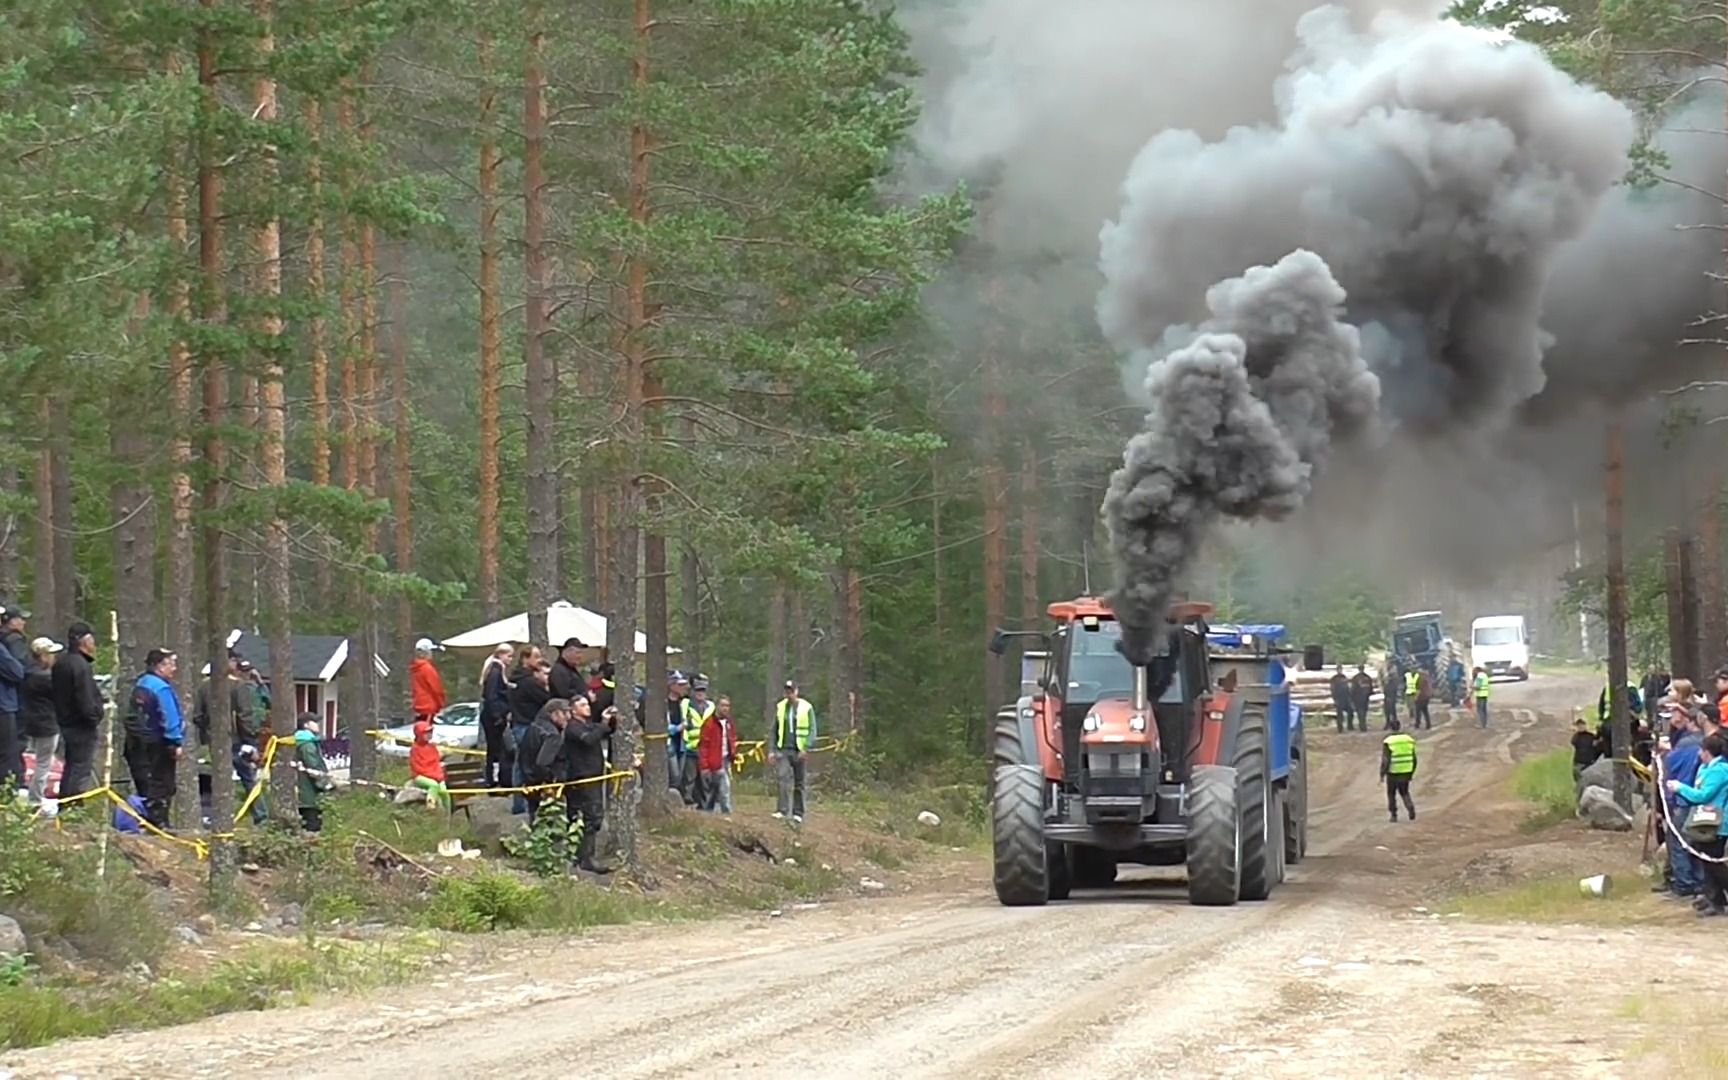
[
  {"left": 1185, "top": 764, "right": 1242, "bottom": 907},
  {"left": 1238, "top": 706, "right": 1278, "bottom": 901},
  {"left": 992, "top": 763, "right": 1051, "bottom": 906}
]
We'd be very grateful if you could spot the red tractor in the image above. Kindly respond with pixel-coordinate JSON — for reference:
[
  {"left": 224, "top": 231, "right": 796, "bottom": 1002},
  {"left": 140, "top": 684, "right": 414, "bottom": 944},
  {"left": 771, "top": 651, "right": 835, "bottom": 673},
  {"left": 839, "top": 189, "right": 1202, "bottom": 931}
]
[{"left": 988, "top": 598, "right": 1313, "bottom": 906}]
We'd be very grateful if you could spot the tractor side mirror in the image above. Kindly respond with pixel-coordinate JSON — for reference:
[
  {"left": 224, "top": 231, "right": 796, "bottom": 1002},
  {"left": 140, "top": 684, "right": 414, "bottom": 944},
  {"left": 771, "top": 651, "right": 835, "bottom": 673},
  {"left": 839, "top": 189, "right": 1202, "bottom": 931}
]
[
  {"left": 988, "top": 628, "right": 1009, "bottom": 656},
  {"left": 1302, "top": 644, "right": 1325, "bottom": 671}
]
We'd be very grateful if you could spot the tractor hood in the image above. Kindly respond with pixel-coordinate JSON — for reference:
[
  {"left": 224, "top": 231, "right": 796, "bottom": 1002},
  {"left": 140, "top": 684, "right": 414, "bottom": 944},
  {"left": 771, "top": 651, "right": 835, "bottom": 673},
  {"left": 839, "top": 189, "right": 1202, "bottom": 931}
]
[{"left": 1080, "top": 697, "right": 1156, "bottom": 747}]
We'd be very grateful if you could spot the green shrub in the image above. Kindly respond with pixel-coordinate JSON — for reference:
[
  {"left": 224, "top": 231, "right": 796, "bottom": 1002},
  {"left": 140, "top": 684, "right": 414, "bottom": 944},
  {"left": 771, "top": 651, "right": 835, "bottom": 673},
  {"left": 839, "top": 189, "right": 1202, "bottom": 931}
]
[
  {"left": 500, "top": 804, "right": 583, "bottom": 878},
  {"left": 424, "top": 872, "right": 543, "bottom": 931},
  {"left": 1511, "top": 748, "right": 1577, "bottom": 826},
  {"left": 0, "top": 805, "right": 169, "bottom": 969}
]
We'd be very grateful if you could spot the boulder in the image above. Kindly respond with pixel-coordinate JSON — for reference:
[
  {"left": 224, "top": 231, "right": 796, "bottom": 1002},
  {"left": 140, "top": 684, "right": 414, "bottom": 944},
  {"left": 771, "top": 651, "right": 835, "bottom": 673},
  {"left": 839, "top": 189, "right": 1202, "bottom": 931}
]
[
  {"left": 1577, "top": 785, "right": 1634, "bottom": 832},
  {"left": 0, "top": 913, "right": 25, "bottom": 959},
  {"left": 1576, "top": 758, "right": 1616, "bottom": 798}
]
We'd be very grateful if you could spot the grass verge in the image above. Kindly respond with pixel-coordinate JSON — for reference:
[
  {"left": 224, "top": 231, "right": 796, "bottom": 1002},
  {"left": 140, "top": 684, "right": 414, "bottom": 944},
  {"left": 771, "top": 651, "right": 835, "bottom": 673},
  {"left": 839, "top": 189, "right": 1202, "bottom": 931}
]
[
  {"left": 1448, "top": 873, "right": 1634, "bottom": 925},
  {"left": 1621, "top": 993, "right": 1728, "bottom": 1077},
  {"left": 0, "top": 937, "right": 435, "bottom": 1050},
  {"left": 1510, "top": 748, "right": 1576, "bottom": 829}
]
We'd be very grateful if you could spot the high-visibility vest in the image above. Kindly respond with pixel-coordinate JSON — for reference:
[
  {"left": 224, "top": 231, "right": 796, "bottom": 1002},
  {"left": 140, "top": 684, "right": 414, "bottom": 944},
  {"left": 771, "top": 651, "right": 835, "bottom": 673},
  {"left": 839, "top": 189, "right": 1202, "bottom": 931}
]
[
  {"left": 1473, "top": 673, "right": 1491, "bottom": 700},
  {"left": 776, "top": 698, "right": 814, "bottom": 752},
  {"left": 1404, "top": 671, "right": 1419, "bottom": 697},
  {"left": 680, "top": 698, "right": 715, "bottom": 751},
  {"left": 1384, "top": 732, "right": 1417, "bottom": 776}
]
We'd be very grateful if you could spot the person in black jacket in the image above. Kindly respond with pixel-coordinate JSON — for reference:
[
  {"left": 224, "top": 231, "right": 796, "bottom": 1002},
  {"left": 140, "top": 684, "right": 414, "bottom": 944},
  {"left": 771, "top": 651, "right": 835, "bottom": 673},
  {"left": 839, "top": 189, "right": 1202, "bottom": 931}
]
[
  {"left": 563, "top": 693, "right": 615, "bottom": 874},
  {"left": 505, "top": 648, "right": 551, "bottom": 814},
  {"left": 21, "top": 637, "right": 62, "bottom": 804},
  {"left": 0, "top": 604, "right": 28, "bottom": 792},
  {"left": 550, "top": 637, "right": 587, "bottom": 703},
  {"left": 517, "top": 697, "right": 572, "bottom": 824},
  {"left": 478, "top": 644, "right": 515, "bottom": 787},
  {"left": 51, "top": 622, "right": 105, "bottom": 800}
]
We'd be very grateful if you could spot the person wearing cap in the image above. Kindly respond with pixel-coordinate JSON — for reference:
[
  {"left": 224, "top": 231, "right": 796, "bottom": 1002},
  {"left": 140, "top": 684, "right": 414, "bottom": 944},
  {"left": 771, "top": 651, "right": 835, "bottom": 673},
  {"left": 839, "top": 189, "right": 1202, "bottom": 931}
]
[
  {"left": 125, "top": 648, "right": 185, "bottom": 828},
  {"left": 0, "top": 604, "right": 29, "bottom": 792},
  {"left": 551, "top": 637, "right": 588, "bottom": 704},
  {"left": 197, "top": 652, "right": 265, "bottom": 825},
  {"left": 21, "top": 636, "right": 63, "bottom": 805},
  {"left": 52, "top": 621, "right": 104, "bottom": 799},
  {"left": 666, "top": 670, "right": 691, "bottom": 797},
  {"left": 410, "top": 638, "right": 447, "bottom": 726},
  {"left": 408, "top": 715, "right": 451, "bottom": 811},
  {"left": 680, "top": 678, "right": 716, "bottom": 808},
  {"left": 772, "top": 679, "right": 816, "bottom": 821}
]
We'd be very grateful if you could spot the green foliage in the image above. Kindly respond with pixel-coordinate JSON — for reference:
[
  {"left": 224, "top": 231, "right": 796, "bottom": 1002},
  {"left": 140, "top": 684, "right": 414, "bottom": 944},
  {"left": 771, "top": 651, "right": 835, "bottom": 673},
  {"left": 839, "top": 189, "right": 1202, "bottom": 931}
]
[
  {"left": 1511, "top": 748, "right": 1579, "bottom": 827},
  {"left": 1292, "top": 582, "right": 1396, "bottom": 662},
  {"left": 424, "top": 871, "right": 543, "bottom": 932},
  {"left": 0, "top": 941, "right": 427, "bottom": 1051},
  {"left": 1558, "top": 549, "right": 1669, "bottom": 670},
  {"left": 0, "top": 806, "right": 169, "bottom": 970},
  {"left": 501, "top": 803, "right": 584, "bottom": 878}
]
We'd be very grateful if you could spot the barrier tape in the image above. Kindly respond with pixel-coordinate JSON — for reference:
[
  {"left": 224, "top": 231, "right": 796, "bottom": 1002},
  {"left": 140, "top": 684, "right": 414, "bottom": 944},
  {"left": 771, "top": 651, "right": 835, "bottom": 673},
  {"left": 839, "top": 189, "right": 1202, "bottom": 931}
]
[
  {"left": 27, "top": 724, "right": 863, "bottom": 859},
  {"left": 364, "top": 729, "right": 488, "bottom": 758},
  {"left": 1653, "top": 752, "right": 1727, "bottom": 865}
]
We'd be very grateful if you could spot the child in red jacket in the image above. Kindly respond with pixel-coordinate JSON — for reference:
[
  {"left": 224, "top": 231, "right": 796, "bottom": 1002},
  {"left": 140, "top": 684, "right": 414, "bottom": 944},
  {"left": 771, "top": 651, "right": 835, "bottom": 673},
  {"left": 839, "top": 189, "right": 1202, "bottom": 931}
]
[{"left": 409, "top": 718, "right": 450, "bottom": 811}]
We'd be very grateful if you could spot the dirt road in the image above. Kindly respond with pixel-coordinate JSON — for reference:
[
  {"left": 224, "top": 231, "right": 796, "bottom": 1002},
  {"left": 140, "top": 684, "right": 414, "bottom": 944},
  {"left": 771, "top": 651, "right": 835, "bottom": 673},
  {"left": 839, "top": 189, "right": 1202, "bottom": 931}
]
[{"left": 6, "top": 674, "right": 1712, "bottom": 1079}]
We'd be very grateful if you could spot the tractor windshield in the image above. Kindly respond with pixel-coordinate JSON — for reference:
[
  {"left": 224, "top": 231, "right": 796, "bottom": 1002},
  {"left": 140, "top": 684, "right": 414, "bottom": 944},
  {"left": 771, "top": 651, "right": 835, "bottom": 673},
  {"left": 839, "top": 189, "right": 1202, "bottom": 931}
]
[{"left": 1066, "top": 621, "right": 1183, "bottom": 704}]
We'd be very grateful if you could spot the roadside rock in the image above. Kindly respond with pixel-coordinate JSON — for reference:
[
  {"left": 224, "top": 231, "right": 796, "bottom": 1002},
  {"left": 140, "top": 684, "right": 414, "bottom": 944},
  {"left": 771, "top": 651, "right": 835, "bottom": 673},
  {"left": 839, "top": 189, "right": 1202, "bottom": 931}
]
[
  {"left": 1575, "top": 759, "right": 1616, "bottom": 798},
  {"left": 0, "top": 913, "right": 26, "bottom": 958},
  {"left": 1577, "top": 785, "right": 1634, "bottom": 832},
  {"left": 175, "top": 925, "right": 204, "bottom": 947},
  {"left": 917, "top": 811, "right": 941, "bottom": 827},
  {"left": 279, "top": 902, "right": 303, "bottom": 928}
]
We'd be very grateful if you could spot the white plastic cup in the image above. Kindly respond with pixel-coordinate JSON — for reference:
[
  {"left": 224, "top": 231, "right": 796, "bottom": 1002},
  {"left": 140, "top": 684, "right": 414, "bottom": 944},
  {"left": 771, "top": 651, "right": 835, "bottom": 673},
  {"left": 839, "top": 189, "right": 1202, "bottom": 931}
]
[{"left": 1579, "top": 874, "right": 1611, "bottom": 898}]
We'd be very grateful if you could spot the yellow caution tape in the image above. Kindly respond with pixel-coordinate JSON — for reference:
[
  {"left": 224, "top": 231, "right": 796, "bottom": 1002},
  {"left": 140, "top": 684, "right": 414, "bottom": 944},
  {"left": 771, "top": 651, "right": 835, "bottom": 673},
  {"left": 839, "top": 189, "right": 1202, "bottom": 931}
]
[{"left": 363, "top": 728, "right": 489, "bottom": 757}]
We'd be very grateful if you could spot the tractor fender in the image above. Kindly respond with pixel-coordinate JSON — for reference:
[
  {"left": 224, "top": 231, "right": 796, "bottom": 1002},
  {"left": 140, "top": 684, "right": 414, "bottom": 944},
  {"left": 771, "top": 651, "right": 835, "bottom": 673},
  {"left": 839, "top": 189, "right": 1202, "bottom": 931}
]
[
  {"left": 1188, "top": 690, "right": 1246, "bottom": 770},
  {"left": 993, "top": 696, "right": 1056, "bottom": 778}
]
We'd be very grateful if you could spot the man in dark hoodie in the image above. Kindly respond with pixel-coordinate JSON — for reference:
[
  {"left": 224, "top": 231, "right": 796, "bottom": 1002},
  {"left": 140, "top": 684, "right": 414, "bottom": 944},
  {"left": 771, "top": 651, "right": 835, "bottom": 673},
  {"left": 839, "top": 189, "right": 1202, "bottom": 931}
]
[
  {"left": 550, "top": 637, "right": 588, "bottom": 703},
  {"left": 517, "top": 696, "right": 573, "bottom": 824},
  {"left": 562, "top": 693, "right": 614, "bottom": 874},
  {"left": 0, "top": 604, "right": 30, "bottom": 792},
  {"left": 52, "top": 621, "right": 106, "bottom": 800}
]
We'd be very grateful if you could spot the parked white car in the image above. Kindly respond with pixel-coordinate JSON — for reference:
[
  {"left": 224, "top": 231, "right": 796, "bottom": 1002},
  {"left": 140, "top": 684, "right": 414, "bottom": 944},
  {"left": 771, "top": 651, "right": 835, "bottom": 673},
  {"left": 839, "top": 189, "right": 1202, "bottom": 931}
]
[{"left": 376, "top": 701, "right": 481, "bottom": 758}]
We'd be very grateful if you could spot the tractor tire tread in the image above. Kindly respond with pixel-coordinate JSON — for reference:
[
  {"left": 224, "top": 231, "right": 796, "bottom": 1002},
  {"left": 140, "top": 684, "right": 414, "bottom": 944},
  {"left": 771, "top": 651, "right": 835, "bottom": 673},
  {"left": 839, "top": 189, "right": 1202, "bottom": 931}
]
[
  {"left": 1239, "top": 707, "right": 1276, "bottom": 901},
  {"left": 992, "top": 763, "right": 1050, "bottom": 906},
  {"left": 1186, "top": 763, "right": 1241, "bottom": 906}
]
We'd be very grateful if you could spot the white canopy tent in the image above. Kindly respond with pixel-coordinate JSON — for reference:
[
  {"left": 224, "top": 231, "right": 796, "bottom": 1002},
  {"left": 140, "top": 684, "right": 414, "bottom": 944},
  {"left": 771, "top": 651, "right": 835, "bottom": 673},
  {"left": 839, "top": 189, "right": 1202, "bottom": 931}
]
[{"left": 440, "top": 600, "right": 675, "bottom": 654}]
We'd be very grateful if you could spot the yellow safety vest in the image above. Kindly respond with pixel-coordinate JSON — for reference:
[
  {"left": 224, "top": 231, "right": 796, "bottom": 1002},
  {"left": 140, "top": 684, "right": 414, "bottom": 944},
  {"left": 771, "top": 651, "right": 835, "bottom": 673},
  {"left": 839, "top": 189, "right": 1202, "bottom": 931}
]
[
  {"left": 680, "top": 698, "right": 714, "bottom": 751},
  {"left": 1384, "top": 732, "right": 1417, "bottom": 776},
  {"left": 1473, "top": 673, "right": 1490, "bottom": 700},
  {"left": 776, "top": 698, "right": 814, "bottom": 752},
  {"left": 1404, "top": 671, "right": 1419, "bottom": 697}
]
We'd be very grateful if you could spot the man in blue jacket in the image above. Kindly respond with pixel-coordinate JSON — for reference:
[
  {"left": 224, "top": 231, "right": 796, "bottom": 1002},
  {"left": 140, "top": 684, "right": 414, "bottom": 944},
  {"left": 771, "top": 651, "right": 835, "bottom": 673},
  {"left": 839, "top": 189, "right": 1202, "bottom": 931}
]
[
  {"left": 0, "top": 604, "right": 30, "bottom": 793},
  {"left": 1657, "top": 708, "right": 1706, "bottom": 899},
  {"left": 126, "top": 648, "right": 185, "bottom": 829}
]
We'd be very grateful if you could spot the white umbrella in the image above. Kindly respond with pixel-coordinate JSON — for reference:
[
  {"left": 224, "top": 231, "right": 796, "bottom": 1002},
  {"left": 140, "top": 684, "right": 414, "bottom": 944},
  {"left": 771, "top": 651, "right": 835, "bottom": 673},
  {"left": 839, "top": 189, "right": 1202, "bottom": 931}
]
[{"left": 440, "top": 600, "right": 674, "bottom": 654}]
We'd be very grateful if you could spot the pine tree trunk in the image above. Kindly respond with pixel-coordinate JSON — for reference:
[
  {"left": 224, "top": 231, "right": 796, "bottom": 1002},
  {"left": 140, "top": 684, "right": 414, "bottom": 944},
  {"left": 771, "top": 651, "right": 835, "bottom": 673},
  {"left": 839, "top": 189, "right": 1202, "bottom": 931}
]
[
  {"left": 789, "top": 587, "right": 808, "bottom": 688},
  {"left": 1020, "top": 442, "right": 1040, "bottom": 626},
  {"left": 606, "top": 498, "right": 645, "bottom": 865},
  {"left": 523, "top": 26, "right": 556, "bottom": 648},
  {"left": 165, "top": 146, "right": 198, "bottom": 824},
  {"left": 235, "top": 373, "right": 258, "bottom": 628},
  {"left": 981, "top": 332, "right": 1008, "bottom": 714},
  {"left": 477, "top": 37, "right": 503, "bottom": 618},
  {"left": 338, "top": 87, "right": 359, "bottom": 497},
  {"left": 767, "top": 577, "right": 788, "bottom": 736},
  {"left": 826, "top": 567, "right": 846, "bottom": 734},
  {"left": 390, "top": 243, "right": 413, "bottom": 711},
  {"left": 844, "top": 560, "right": 863, "bottom": 735},
  {"left": 48, "top": 397, "right": 75, "bottom": 626},
  {"left": 1696, "top": 475, "right": 1725, "bottom": 668},
  {"left": 1605, "top": 420, "right": 1632, "bottom": 813},
  {"left": 0, "top": 461, "right": 17, "bottom": 603},
  {"left": 112, "top": 298, "right": 157, "bottom": 689},
  {"left": 257, "top": 33, "right": 297, "bottom": 826},
  {"left": 931, "top": 456, "right": 943, "bottom": 642},
  {"left": 31, "top": 399, "right": 56, "bottom": 631},
  {"left": 201, "top": 4, "right": 238, "bottom": 894},
  {"left": 304, "top": 97, "right": 332, "bottom": 608}
]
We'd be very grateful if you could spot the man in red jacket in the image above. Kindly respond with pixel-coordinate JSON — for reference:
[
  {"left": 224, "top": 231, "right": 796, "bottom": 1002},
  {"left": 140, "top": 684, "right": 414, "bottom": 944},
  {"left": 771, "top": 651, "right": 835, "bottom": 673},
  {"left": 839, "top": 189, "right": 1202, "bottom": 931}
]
[
  {"left": 410, "top": 638, "right": 447, "bottom": 724},
  {"left": 697, "top": 694, "right": 739, "bottom": 813}
]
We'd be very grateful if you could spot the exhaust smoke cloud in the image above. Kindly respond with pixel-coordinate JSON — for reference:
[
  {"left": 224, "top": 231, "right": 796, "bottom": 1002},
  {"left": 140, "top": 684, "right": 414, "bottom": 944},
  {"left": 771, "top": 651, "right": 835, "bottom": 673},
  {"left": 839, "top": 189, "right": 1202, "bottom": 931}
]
[{"left": 1092, "top": 6, "right": 1635, "bottom": 657}]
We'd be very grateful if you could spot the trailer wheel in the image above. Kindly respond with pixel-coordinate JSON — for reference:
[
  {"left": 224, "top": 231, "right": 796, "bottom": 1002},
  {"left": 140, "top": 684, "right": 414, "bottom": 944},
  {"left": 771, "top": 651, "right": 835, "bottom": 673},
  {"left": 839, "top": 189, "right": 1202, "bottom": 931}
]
[
  {"left": 1185, "top": 764, "right": 1241, "bottom": 907},
  {"left": 1284, "top": 731, "right": 1309, "bottom": 865},
  {"left": 1238, "top": 706, "right": 1277, "bottom": 901},
  {"left": 1071, "top": 845, "right": 1118, "bottom": 888},
  {"left": 992, "top": 764, "right": 1050, "bottom": 906}
]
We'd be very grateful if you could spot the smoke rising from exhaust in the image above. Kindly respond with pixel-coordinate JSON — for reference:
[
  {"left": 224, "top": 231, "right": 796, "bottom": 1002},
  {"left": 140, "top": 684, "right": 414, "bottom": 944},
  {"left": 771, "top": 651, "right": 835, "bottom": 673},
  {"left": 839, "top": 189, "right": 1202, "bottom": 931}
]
[
  {"left": 1103, "top": 252, "right": 1380, "bottom": 661},
  {"left": 1093, "top": 7, "right": 1635, "bottom": 647}
]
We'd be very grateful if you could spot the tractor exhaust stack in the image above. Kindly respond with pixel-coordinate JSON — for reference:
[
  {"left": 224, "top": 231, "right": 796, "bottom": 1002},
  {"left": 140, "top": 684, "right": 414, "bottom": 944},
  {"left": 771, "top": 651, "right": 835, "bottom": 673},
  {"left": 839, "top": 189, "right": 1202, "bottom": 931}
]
[{"left": 1132, "top": 663, "right": 1149, "bottom": 713}]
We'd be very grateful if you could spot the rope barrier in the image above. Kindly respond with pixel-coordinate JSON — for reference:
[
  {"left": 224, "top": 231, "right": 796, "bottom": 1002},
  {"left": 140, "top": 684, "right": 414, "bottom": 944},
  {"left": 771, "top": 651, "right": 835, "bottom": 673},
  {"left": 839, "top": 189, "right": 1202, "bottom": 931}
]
[
  {"left": 22, "top": 723, "right": 862, "bottom": 859},
  {"left": 1653, "top": 751, "right": 1727, "bottom": 865}
]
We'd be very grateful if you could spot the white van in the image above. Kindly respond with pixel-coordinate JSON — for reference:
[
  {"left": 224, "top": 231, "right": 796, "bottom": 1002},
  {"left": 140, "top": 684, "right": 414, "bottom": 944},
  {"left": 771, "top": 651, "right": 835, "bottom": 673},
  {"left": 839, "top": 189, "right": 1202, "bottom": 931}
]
[{"left": 1470, "top": 615, "right": 1529, "bottom": 681}]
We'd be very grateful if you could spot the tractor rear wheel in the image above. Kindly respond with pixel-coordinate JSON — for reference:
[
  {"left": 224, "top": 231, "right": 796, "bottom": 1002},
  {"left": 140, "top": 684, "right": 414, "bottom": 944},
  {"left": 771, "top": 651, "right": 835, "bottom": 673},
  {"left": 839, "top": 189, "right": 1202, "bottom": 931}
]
[
  {"left": 1238, "top": 706, "right": 1277, "bottom": 901},
  {"left": 1284, "top": 730, "right": 1309, "bottom": 865},
  {"left": 1071, "top": 845, "right": 1118, "bottom": 888},
  {"left": 992, "top": 764, "right": 1050, "bottom": 906},
  {"left": 1185, "top": 764, "right": 1241, "bottom": 906}
]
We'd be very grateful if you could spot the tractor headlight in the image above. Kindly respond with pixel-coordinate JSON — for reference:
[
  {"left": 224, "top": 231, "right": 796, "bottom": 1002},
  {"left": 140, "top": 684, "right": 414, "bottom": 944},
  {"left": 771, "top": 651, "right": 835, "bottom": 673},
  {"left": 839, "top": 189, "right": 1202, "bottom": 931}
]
[
  {"left": 1020, "top": 706, "right": 1035, "bottom": 722},
  {"left": 1082, "top": 712, "right": 1100, "bottom": 732},
  {"left": 1129, "top": 713, "right": 1147, "bottom": 733}
]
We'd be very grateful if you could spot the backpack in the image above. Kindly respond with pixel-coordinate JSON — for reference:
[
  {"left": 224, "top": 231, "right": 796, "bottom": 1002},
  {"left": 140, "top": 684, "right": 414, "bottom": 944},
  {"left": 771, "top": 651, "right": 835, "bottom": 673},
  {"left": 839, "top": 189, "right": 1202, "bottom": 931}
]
[{"left": 125, "top": 683, "right": 156, "bottom": 738}]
